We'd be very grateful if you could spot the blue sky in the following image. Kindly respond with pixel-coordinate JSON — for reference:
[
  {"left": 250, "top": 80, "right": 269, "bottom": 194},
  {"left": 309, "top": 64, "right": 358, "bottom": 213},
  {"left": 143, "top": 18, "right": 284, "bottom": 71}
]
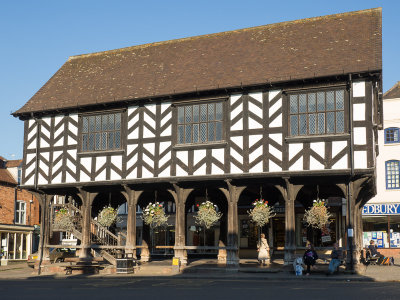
[{"left": 0, "top": 0, "right": 397, "bottom": 159}]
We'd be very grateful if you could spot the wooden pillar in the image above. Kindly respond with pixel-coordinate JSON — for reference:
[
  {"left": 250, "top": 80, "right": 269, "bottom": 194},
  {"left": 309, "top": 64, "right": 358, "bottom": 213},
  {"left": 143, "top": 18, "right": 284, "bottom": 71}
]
[
  {"left": 77, "top": 189, "right": 97, "bottom": 259},
  {"left": 122, "top": 186, "right": 142, "bottom": 259},
  {"left": 168, "top": 184, "right": 193, "bottom": 265},
  {"left": 219, "top": 180, "right": 246, "bottom": 267}
]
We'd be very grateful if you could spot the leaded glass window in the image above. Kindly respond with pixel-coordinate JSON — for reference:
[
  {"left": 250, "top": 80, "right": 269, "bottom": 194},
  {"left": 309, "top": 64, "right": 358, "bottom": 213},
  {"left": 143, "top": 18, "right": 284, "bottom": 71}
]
[
  {"left": 177, "top": 102, "right": 224, "bottom": 144},
  {"left": 386, "top": 160, "right": 400, "bottom": 189},
  {"left": 81, "top": 112, "right": 122, "bottom": 152},
  {"left": 384, "top": 128, "right": 400, "bottom": 144},
  {"left": 289, "top": 89, "right": 345, "bottom": 136}
]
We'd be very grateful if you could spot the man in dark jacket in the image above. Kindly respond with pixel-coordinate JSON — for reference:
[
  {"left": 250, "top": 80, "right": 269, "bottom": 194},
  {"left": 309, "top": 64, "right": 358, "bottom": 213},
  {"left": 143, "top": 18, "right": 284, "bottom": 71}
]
[{"left": 368, "top": 240, "right": 384, "bottom": 265}]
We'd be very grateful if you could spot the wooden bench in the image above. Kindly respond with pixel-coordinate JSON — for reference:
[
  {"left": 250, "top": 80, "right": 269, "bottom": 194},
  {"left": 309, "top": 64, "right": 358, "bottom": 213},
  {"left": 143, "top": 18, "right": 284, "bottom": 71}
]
[{"left": 65, "top": 262, "right": 100, "bottom": 275}]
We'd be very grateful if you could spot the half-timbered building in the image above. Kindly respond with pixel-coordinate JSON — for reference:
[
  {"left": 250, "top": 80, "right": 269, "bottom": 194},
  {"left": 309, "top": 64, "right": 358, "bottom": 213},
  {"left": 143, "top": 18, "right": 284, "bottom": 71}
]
[{"left": 13, "top": 8, "right": 382, "bottom": 271}]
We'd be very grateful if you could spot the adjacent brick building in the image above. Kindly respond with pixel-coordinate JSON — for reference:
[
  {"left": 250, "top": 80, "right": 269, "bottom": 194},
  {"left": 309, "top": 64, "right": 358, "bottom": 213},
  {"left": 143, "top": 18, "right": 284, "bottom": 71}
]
[{"left": 0, "top": 156, "right": 40, "bottom": 263}]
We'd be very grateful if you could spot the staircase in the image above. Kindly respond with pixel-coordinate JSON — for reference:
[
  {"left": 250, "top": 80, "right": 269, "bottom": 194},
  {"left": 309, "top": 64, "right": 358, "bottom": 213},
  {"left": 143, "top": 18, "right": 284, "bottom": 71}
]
[{"left": 51, "top": 203, "right": 126, "bottom": 266}]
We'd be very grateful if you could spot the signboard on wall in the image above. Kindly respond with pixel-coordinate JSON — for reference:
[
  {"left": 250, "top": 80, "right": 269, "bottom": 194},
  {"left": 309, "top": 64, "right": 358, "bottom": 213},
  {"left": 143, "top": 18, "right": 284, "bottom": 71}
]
[{"left": 362, "top": 203, "right": 400, "bottom": 215}]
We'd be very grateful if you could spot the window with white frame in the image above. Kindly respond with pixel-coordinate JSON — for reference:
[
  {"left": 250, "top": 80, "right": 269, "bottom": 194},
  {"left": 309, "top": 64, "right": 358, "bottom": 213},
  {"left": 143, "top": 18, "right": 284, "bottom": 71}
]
[
  {"left": 384, "top": 127, "right": 400, "bottom": 144},
  {"left": 289, "top": 89, "right": 345, "bottom": 136},
  {"left": 386, "top": 160, "right": 400, "bottom": 189},
  {"left": 177, "top": 102, "right": 224, "bottom": 144},
  {"left": 15, "top": 201, "right": 26, "bottom": 224}
]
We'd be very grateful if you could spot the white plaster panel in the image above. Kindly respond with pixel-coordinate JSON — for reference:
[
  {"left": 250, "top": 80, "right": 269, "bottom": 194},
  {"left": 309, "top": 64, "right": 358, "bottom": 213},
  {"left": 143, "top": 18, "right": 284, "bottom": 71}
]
[
  {"left": 331, "top": 154, "right": 348, "bottom": 170},
  {"left": 249, "top": 135, "right": 262, "bottom": 148},
  {"left": 28, "top": 119, "right": 36, "bottom": 128},
  {"left": 248, "top": 116, "right": 263, "bottom": 129},
  {"left": 110, "top": 169, "right": 121, "bottom": 180},
  {"left": 249, "top": 101, "right": 262, "bottom": 115},
  {"left": 161, "top": 102, "right": 171, "bottom": 114},
  {"left": 54, "top": 122, "right": 64, "bottom": 137},
  {"left": 25, "top": 163, "right": 35, "bottom": 177},
  {"left": 269, "top": 90, "right": 280, "bottom": 101},
  {"left": 128, "top": 113, "right": 139, "bottom": 129},
  {"left": 176, "top": 150, "right": 188, "bottom": 166},
  {"left": 211, "top": 163, "right": 224, "bottom": 175},
  {"left": 289, "top": 157, "right": 303, "bottom": 171},
  {"left": 127, "top": 144, "right": 138, "bottom": 156},
  {"left": 269, "top": 160, "right": 281, "bottom": 172},
  {"left": 27, "top": 139, "right": 36, "bottom": 150},
  {"left": 128, "top": 128, "right": 139, "bottom": 139},
  {"left": 80, "top": 157, "right": 92, "bottom": 172},
  {"left": 269, "top": 114, "right": 282, "bottom": 128},
  {"left": 38, "top": 173, "right": 47, "bottom": 185},
  {"left": 145, "top": 103, "right": 157, "bottom": 115},
  {"left": 41, "top": 152, "right": 50, "bottom": 162},
  {"left": 354, "top": 151, "right": 367, "bottom": 169},
  {"left": 144, "top": 111, "right": 156, "bottom": 129},
  {"left": 68, "top": 149, "right": 77, "bottom": 159},
  {"left": 354, "top": 127, "right": 367, "bottom": 145},
  {"left": 66, "top": 159, "right": 76, "bottom": 172},
  {"left": 27, "top": 126, "right": 37, "bottom": 141},
  {"left": 249, "top": 145, "right": 263, "bottom": 163},
  {"left": 54, "top": 115, "right": 63, "bottom": 126},
  {"left": 249, "top": 92, "right": 263, "bottom": 103},
  {"left": 176, "top": 165, "right": 188, "bottom": 177},
  {"left": 142, "top": 153, "right": 154, "bottom": 168},
  {"left": 289, "top": 143, "right": 303, "bottom": 160},
  {"left": 230, "top": 163, "right": 242, "bottom": 174},
  {"left": 65, "top": 171, "right": 75, "bottom": 183},
  {"left": 39, "top": 161, "right": 49, "bottom": 176},
  {"left": 96, "top": 156, "right": 107, "bottom": 169},
  {"left": 53, "top": 150, "right": 62, "bottom": 161},
  {"left": 95, "top": 169, "right": 106, "bottom": 182},
  {"left": 269, "top": 133, "right": 282, "bottom": 145},
  {"left": 41, "top": 125, "right": 50, "bottom": 139},
  {"left": 230, "top": 94, "right": 242, "bottom": 105},
  {"left": 42, "top": 117, "right": 51, "bottom": 127},
  {"left": 158, "top": 166, "right": 171, "bottom": 178},
  {"left": 40, "top": 138, "right": 50, "bottom": 148},
  {"left": 269, "top": 144, "right": 282, "bottom": 160},
  {"left": 193, "top": 149, "right": 207, "bottom": 166},
  {"left": 353, "top": 103, "right": 366, "bottom": 121},
  {"left": 52, "top": 173, "right": 62, "bottom": 184},
  {"left": 111, "top": 155, "right": 122, "bottom": 170},
  {"left": 193, "top": 164, "right": 207, "bottom": 176},
  {"left": 332, "top": 141, "right": 347, "bottom": 158},
  {"left": 310, "top": 156, "right": 324, "bottom": 170},
  {"left": 26, "top": 153, "right": 36, "bottom": 165},
  {"left": 143, "top": 126, "right": 155, "bottom": 138},
  {"left": 127, "top": 154, "right": 138, "bottom": 170},
  {"left": 230, "top": 102, "right": 243, "bottom": 121},
  {"left": 352, "top": 81, "right": 365, "bottom": 98},
  {"left": 231, "top": 119, "right": 243, "bottom": 131},
  {"left": 128, "top": 106, "right": 138, "bottom": 115},
  {"left": 249, "top": 161, "right": 263, "bottom": 173},
  {"left": 159, "top": 142, "right": 171, "bottom": 154},
  {"left": 67, "top": 135, "right": 77, "bottom": 145},
  {"left": 144, "top": 143, "right": 155, "bottom": 155},
  {"left": 126, "top": 168, "right": 137, "bottom": 179},
  {"left": 230, "top": 147, "right": 243, "bottom": 164},
  {"left": 160, "top": 111, "right": 172, "bottom": 128},
  {"left": 53, "top": 160, "right": 63, "bottom": 173},
  {"left": 230, "top": 136, "right": 243, "bottom": 149},
  {"left": 25, "top": 176, "right": 35, "bottom": 185},
  {"left": 69, "top": 122, "right": 78, "bottom": 136},
  {"left": 310, "top": 142, "right": 325, "bottom": 158},
  {"left": 212, "top": 149, "right": 224, "bottom": 164},
  {"left": 269, "top": 98, "right": 282, "bottom": 117},
  {"left": 70, "top": 114, "right": 78, "bottom": 123},
  {"left": 54, "top": 138, "right": 64, "bottom": 147},
  {"left": 80, "top": 172, "right": 91, "bottom": 182},
  {"left": 160, "top": 125, "right": 172, "bottom": 137},
  {"left": 158, "top": 151, "right": 171, "bottom": 167}
]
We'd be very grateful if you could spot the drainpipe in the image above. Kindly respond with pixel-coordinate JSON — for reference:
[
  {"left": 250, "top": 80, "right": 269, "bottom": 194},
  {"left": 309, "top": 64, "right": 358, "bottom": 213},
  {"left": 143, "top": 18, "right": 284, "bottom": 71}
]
[{"left": 347, "top": 74, "right": 354, "bottom": 271}]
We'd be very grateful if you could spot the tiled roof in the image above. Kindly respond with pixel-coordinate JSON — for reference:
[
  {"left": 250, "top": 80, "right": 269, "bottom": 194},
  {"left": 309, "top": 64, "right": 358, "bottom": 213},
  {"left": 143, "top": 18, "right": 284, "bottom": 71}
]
[
  {"left": 384, "top": 82, "right": 400, "bottom": 99},
  {"left": 14, "top": 8, "right": 382, "bottom": 116},
  {"left": 0, "top": 169, "right": 17, "bottom": 185},
  {"left": 6, "top": 160, "right": 22, "bottom": 168}
]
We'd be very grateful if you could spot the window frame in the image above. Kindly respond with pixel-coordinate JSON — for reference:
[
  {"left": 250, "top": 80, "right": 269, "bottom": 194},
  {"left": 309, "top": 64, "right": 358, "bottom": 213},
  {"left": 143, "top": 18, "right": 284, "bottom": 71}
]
[
  {"left": 384, "top": 127, "right": 400, "bottom": 144},
  {"left": 15, "top": 200, "right": 26, "bottom": 225},
  {"left": 78, "top": 110, "right": 126, "bottom": 154},
  {"left": 174, "top": 99, "right": 226, "bottom": 146},
  {"left": 385, "top": 160, "right": 400, "bottom": 190},
  {"left": 287, "top": 87, "right": 348, "bottom": 138}
]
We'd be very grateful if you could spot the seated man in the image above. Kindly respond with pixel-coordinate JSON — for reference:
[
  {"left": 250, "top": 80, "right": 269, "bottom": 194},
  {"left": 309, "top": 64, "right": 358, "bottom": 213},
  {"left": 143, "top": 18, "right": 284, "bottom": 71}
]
[
  {"left": 327, "top": 243, "right": 342, "bottom": 275},
  {"left": 368, "top": 240, "right": 384, "bottom": 265}
]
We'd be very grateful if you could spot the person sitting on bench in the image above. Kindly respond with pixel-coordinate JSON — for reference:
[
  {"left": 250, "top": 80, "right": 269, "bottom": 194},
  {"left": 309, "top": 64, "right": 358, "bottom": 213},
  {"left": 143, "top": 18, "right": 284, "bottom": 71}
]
[
  {"left": 327, "top": 243, "right": 342, "bottom": 275},
  {"left": 368, "top": 240, "right": 384, "bottom": 265}
]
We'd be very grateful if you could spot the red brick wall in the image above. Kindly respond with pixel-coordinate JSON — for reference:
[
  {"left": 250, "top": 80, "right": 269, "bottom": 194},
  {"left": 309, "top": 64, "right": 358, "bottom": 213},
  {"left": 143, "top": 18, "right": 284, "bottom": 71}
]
[
  {"left": 379, "top": 248, "right": 400, "bottom": 259},
  {"left": 0, "top": 185, "right": 40, "bottom": 225}
]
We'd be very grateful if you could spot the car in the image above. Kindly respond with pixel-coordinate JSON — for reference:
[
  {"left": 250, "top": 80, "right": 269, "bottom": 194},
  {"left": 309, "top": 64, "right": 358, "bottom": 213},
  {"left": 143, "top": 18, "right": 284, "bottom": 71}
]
[{"left": 27, "top": 248, "right": 76, "bottom": 267}]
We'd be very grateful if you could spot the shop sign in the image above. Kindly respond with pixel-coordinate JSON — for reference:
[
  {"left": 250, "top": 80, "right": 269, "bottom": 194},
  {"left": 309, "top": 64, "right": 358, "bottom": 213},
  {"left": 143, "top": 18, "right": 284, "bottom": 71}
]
[{"left": 362, "top": 203, "right": 400, "bottom": 215}]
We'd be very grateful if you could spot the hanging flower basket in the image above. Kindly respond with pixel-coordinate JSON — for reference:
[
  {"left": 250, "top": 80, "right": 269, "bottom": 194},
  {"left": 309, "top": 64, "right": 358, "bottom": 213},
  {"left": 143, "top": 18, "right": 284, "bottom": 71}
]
[
  {"left": 248, "top": 199, "right": 276, "bottom": 228},
  {"left": 194, "top": 200, "right": 222, "bottom": 229},
  {"left": 53, "top": 208, "right": 74, "bottom": 232},
  {"left": 142, "top": 202, "right": 169, "bottom": 229},
  {"left": 303, "top": 199, "right": 332, "bottom": 230},
  {"left": 97, "top": 206, "right": 118, "bottom": 228}
]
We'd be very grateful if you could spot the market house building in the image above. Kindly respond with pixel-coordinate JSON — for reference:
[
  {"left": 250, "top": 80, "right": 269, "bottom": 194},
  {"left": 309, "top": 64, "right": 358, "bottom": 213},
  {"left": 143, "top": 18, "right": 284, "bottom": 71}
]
[
  {"left": 13, "top": 8, "right": 382, "bottom": 271},
  {"left": 362, "top": 82, "right": 400, "bottom": 258}
]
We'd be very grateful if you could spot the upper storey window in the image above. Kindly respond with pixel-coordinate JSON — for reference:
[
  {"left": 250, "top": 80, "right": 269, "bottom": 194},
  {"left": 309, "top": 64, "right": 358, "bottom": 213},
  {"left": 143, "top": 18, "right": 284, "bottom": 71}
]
[
  {"left": 289, "top": 89, "right": 345, "bottom": 136},
  {"left": 177, "top": 102, "right": 224, "bottom": 144},
  {"left": 384, "top": 127, "right": 400, "bottom": 144},
  {"left": 81, "top": 112, "right": 122, "bottom": 152},
  {"left": 386, "top": 160, "right": 400, "bottom": 189}
]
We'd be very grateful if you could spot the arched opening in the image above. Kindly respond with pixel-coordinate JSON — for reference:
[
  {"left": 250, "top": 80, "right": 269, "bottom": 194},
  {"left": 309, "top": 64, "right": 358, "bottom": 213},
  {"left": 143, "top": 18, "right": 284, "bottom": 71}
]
[
  {"left": 237, "top": 185, "right": 283, "bottom": 259},
  {"left": 295, "top": 184, "right": 345, "bottom": 248},
  {"left": 185, "top": 187, "right": 227, "bottom": 260},
  {"left": 136, "top": 189, "right": 175, "bottom": 259}
]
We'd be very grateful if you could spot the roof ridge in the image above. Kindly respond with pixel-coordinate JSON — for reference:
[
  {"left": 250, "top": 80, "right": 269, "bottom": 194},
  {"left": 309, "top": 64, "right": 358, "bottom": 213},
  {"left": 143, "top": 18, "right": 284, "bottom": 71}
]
[
  {"left": 68, "top": 7, "right": 382, "bottom": 61},
  {"left": 384, "top": 81, "right": 400, "bottom": 97}
]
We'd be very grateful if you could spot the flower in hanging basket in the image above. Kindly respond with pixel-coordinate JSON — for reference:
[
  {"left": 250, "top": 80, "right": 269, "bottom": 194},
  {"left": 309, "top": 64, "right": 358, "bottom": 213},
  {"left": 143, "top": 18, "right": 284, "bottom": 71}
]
[
  {"left": 248, "top": 199, "right": 276, "bottom": 228},
  {"left": 142, "top": 202, "right": 169, "bottom": 229},
  {"left": 53, "top": 207, "right": 74, "bottom": 232},
  {"left": 194, "top": 200, "right": 222, "bottom": 229},
  {"left": 97, "top": 206, "right": 118, "bottom": 228},
  {"left": 303, "top": 199, "right": 332, "bottom": 230}
]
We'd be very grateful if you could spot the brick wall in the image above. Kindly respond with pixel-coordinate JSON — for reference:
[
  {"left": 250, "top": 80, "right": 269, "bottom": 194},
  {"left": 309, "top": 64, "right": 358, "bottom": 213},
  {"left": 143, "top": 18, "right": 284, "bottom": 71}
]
[
  {"left": 379, "top": 248, "right": 400, "bottom": 259},
  {"left": 0, "top": 184, "right": 40, "bottom": 225}
]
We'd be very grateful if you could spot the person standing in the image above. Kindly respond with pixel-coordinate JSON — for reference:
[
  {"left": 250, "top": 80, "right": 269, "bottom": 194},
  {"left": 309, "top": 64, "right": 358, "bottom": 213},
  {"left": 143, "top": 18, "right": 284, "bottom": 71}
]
[
  {"left": 257, "top": 233, "right": 270, "bottom": 266},
  {"left": 303, "top": 242, "right": 318, "bottom": 275},
  {"left": 327, "top": 243, "right": 342, "bottom": 275}
]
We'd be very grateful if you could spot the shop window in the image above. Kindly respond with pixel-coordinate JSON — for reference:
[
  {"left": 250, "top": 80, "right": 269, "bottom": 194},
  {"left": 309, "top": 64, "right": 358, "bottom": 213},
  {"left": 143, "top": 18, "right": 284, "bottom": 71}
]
[
  {"left": 80, "top": 112, "right": 122, "bottom": 152},
  {"left": 177, "top": 102, "right": 224, "bottom": 145},
  {"left": 288, "top": 89, "right": 345, "bottom": 136},
  {"left": 362, "top": 215, "right": 400, "bottom": 248},
  {"left": 384, "top": 127, "right": 400, "bottom": 144},
  {"left": 15, "top": 201, "right": 26, "bottom": 225},
  {"left": 385, "top": 160, "right": 400, "bottom": 189}
]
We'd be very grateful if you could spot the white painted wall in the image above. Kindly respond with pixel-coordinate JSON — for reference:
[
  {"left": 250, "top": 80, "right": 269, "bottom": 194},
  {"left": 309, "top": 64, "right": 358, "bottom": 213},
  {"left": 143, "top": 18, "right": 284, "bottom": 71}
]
[{"left": 368, "top": 97, "right": 400, "bottom": 204}]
